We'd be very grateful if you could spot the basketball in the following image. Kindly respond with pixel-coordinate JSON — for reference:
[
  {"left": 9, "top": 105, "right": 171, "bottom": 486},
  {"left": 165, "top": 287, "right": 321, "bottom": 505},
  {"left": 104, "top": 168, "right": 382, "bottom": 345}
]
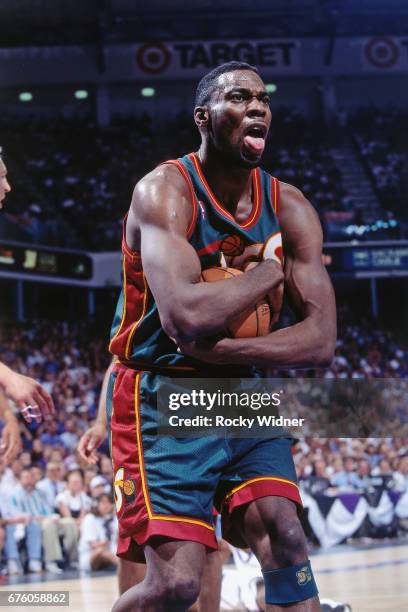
[{"left": 201, "top": 266, "right": 270, "bottom": 338}]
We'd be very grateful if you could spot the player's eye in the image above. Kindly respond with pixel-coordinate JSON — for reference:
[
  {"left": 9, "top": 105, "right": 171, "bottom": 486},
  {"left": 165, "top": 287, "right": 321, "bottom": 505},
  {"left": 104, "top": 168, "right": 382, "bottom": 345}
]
[
  {"left": 230, "top": 92, "right": 244, "bottom": 102},
  {"left": 261, "top": 95, "right": 271, "bottom": 105}
]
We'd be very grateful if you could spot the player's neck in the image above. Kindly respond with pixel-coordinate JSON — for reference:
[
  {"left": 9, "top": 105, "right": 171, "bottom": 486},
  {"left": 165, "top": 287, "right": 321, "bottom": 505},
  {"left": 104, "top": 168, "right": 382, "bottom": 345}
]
[{"left": 197, "top": 145, "right": 252, "bottom": 213}]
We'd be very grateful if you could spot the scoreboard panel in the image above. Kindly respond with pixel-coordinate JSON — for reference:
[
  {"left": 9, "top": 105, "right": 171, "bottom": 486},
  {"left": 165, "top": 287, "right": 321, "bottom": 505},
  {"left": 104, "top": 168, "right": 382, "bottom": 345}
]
[
  {"left": 0, "top": 243, "right": 92, "bottom": 280},
  {"left": 324, "top": 242, "right": 408, "bottom": 276}
]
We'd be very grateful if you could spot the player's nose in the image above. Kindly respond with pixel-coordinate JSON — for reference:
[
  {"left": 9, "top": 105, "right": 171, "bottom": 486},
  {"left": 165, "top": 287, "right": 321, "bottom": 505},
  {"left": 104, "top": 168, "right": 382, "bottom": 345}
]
[{"left": 247, "top": 98, "right": 267, "bottom": 118}]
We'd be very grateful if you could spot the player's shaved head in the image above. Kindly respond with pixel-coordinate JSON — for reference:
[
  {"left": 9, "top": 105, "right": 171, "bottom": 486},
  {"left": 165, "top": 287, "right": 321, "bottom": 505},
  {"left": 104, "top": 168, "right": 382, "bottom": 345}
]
[{"left": 195, "top": 61, "right": 259, "bottom": 107}]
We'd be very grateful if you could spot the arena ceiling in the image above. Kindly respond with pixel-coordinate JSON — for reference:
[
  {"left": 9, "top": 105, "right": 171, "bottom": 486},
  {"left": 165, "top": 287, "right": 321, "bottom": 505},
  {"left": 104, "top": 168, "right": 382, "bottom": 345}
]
[{"left": 0, "top": 0, "right": 407, "bottom": 47}]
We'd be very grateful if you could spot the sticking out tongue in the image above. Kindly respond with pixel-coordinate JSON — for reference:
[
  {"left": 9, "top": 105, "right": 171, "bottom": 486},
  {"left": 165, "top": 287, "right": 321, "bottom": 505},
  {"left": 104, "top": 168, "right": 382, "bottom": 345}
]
[{"left": 243, "top": 135, "right": 265, "bottom": 154}]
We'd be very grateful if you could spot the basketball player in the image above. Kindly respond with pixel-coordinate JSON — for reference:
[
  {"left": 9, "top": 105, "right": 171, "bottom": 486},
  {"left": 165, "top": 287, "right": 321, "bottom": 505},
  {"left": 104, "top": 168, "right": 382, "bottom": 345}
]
[
  {"left": 108, "top": 61, "right": 336, "bottom": 611},
  {"left": 0, "top": 149, "right": 54, "bottom": 424},
  {"left": 78, "top": 360, "right": 223, "bottom": 611},
  {"left": 78, "top": 359, "right": 147, "bottom": 595}
]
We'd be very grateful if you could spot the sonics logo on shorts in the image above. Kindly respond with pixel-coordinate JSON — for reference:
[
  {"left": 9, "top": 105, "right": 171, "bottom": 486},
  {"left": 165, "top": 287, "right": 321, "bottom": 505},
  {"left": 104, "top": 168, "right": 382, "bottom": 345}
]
[
  {"left": 296, "top": 566, "right": 312, "bottom": 586},
  {"left": 114, "top": 467, "right": 137, "bottom": 513}
]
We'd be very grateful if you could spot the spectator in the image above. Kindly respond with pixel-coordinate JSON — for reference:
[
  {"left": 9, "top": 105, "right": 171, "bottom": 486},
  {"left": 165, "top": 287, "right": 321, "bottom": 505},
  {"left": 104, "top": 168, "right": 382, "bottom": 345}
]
[
  {"left": 31, "top": 465, "right": 44, "bottom": 484},
  {"left": 89, "top": 475, "right": 110, "bottom": 499},
  {"left": 40, "top": 421, "right": 61, "bottom": 447},
  {"left": 11, "top": 468, "right": 77, "bottom": 574},
  {"left": 312, "top": 458, "right": 328, "bottom": 479},
  {"left": 59, "top": 417, "right": 79, "bottom": 451},
  {"left": 354, "top": 459, "right": 373, "bottom": 490},
  {"left": 37, "top": 462, "right": 66, "bottom": 510},
  {"left": 83, "top": 465, "right": 99, "bottom": 491},
  {"left": 372, "top": 458, "right": 393, "bottom": 476},
  {"left": 1, "top": 465, "right": 42, "bottom": 574},
  {"left": 56, "top": 470, "right": 91, "bottom": 525},
  {"left": 330, "top": 457, "right": 361, "bottom": 489},
  {"left": 78, "top": 493, "right": 118, "bottom": 571},
  {"left": 100, "top": 455, "right": 113, "bottom": 482},
  {"left": 31, "top": 439, "right": 46, "bottom": 466},
  {"left": 393, "top": 456, "right": 408, "bottom": 493},
  {"left": 0, "top": 458, "right": 22, "bottom": 492}
]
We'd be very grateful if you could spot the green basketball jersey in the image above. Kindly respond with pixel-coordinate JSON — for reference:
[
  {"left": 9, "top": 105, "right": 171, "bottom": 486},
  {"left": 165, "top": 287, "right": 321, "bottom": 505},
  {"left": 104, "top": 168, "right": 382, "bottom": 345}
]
[{"left": 109, "top": 152, "right": 282, "bottom": 374}]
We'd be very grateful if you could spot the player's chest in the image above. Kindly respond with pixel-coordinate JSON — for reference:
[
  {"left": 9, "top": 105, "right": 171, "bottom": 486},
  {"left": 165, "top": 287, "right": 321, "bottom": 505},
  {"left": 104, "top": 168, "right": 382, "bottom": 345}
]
[{"left": 191, "top": 211, "right": 283, "bottom": 271}]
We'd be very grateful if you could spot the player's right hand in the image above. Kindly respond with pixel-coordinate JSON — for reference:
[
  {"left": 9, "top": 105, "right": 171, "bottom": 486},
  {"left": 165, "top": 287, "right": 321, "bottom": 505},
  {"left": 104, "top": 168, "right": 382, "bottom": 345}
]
[{"left": 77, "top": 421, "right": 107, "bottom": 464}]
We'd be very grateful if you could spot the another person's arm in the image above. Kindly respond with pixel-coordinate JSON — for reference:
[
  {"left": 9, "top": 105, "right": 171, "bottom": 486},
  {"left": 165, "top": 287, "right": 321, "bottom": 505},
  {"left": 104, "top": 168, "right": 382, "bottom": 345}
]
[
  {"left": 0, "top": 390, "right": 21, "bottom": 463},
  {"left": 0, "top": 362, "right": 54, "bottom": 422},
  {"left": 77, "top": 359, "right": 114, "bottom": 464},
  {"left": 178, "top": 183, "right": 336, "bottom": 368}
]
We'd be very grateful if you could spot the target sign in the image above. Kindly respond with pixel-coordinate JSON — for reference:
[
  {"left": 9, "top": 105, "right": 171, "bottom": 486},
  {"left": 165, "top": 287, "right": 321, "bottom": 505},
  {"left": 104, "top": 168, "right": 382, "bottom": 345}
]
[
  {"left": 365, "top": 37, "right": 399, "bottom": 68},
  {"left": 136, "top": 43, "right": 171, "bottom": 74}
]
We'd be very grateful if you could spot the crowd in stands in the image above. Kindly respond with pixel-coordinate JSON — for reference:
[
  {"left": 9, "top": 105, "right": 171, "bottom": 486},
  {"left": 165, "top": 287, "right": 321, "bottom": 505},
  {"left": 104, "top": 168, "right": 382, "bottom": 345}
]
[
  {"left": 1, "top": 109, "right": 354, "bottom": 250},
  {"left": 0, "top": 115, "right": 160, "bottom": 250},
  {"left": 0, "top": 320, "right": 114, "bottom": 575},
  {"left": 0, "top": 458, "right": 118, "bottom": 575},
  {"left": 351, "top": 107, "right": 408, "bottom": 218},
  {"left": 276, "top": 304, "right": 408, "bottom": 380},
  {"left": 0, "top": 305, "right": 406, "bottom": 575},
  {"left": 3, "top": 107, "right": 406, "bottom": 250},
  {"left": 264, "top": 109, "right": 348, "bottom": 217},
  {"left": 295, "top": 439, "right": 408, "bottom": 495}
]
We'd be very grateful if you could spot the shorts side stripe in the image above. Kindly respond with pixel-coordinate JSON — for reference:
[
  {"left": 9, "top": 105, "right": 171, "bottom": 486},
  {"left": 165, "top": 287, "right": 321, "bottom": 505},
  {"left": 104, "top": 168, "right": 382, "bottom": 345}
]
[
  {"left": 150, "top": 515, "right": 214, "bottom": 531},
  {"left": 225, "top": 476, "right": 299, "bottom": 500},
  {"left": 133, "top": 372, "right": 153, "bottom": 518}
]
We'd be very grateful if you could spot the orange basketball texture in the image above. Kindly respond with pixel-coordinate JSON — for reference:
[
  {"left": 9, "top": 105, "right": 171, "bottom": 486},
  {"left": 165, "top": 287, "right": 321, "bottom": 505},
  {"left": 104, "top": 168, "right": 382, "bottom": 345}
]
[{"left": 200, "top": 267, "right": 270, "bottom": 338}]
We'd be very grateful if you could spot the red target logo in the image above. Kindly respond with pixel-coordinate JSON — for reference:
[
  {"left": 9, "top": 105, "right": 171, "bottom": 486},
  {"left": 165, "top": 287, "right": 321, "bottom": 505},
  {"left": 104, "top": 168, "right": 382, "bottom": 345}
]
[
  {"left": 365, "top": 37, "right": 399, "bottom": 68},
  {"left": 136, "top": 43, "right": 171, "bottom": 74}
]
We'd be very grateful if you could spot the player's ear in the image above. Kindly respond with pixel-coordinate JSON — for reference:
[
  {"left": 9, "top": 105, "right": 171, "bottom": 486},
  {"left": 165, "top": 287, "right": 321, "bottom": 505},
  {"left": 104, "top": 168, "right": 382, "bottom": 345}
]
[{"left": 194, "top": 106, "right": 210, "bottom": 129}]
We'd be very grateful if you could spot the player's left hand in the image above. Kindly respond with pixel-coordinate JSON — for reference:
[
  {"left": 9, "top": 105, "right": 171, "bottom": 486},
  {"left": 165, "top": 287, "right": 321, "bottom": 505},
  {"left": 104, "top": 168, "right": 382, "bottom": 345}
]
[{"left": 0, "top": 418, "right": 22, "bottom": 463}]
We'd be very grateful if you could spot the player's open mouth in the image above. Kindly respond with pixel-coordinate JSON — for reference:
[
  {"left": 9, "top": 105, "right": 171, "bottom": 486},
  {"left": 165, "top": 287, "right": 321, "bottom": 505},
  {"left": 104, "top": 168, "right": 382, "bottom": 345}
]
[{"left": 243, "top": 125, "right": 267, "bottom": 156}]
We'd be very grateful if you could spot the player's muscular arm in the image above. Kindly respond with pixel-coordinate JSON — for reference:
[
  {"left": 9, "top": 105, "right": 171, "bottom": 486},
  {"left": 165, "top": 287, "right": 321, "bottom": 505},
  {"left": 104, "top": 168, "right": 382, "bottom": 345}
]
[
  {"left": 129, "top": 165, "right": 283, "bottom": 342},
  {"left": 180, "top": 184, "right": 336, "bottom": 367},
  {"left": 257, "top": 183, "right": 336, "bottom": 367}
]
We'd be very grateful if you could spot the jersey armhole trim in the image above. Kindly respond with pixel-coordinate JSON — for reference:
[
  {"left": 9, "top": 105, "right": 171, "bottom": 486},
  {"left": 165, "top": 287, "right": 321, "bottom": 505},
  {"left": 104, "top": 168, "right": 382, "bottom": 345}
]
[
  {"left": 160, "top": 160, "right": 199, "bottom": 239},
  {"left": 122, "top": 213, "right": 142, "bottom": 263},
  {"left": 271, "top": 176, "right": 280, "bottom": 217}
]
